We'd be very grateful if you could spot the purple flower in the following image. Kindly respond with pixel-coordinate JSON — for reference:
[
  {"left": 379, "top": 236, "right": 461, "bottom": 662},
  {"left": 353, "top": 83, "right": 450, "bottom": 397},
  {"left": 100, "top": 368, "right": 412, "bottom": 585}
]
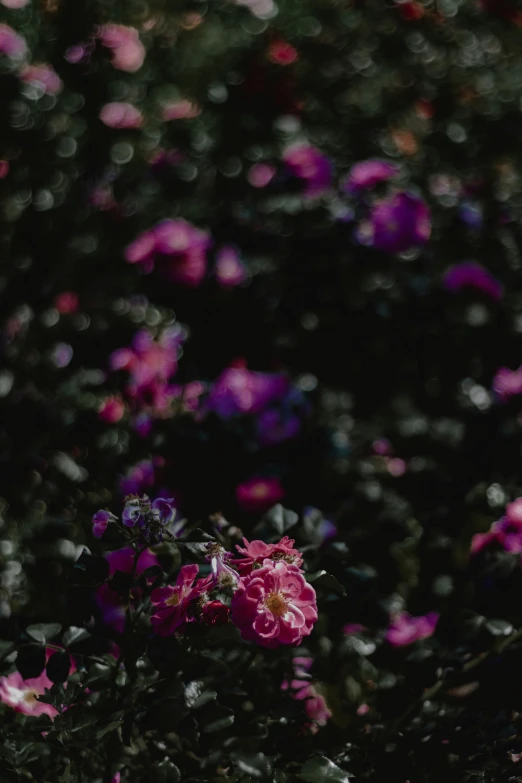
[
  {"left": 492, "top": 366, "right": 522, "bottom": 402},
  {"left": 385, "top": 611, "right": 439, "bottom": 647},
  {"left": 92, "top": 509, "right": 116, "bottom": 539},
  {"left": 256, "top": 408, "right": 301, "bottom": 446},
  {"left": 442, "top": 262, "right": 503, "bottom": 301},
  {"left": 119, "top": 459, "right": 158, "bottom": 496},
  {"left": 122, "top": 497, "right": 142, "bottom": 528},
  {"left": 151, "top": 497, "right": 176, "bottom": 525},
  {"left": 215, "top": 245, "right": 247, "bottom": 288},
  {"left": 206, "top": 543, "right": 240, "bottom": 588},
  {"left": 283, "top": 143, "right": 332, "bottom": 197},
  {"left": 356, "top": 192, "right": 431, "bottom": 254},
  {"left": 205, "top": 366, "right": 289, "bottom": 419},
  {"left": 344, "top": 159, "right": 399, "bottom": 193}
]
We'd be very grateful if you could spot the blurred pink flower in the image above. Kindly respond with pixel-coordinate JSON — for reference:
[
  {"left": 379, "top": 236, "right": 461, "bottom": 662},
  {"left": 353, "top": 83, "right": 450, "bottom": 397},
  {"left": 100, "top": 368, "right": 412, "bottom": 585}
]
[
  {"left": 150, "top": 564, "right": 212, "bottom": 636},
  {"left": 236, "top": 476, "right": 285, "bottom": 512},
  {"left": 231, "top": 560, "right": 317, "bottom": 648},
  {"left": 205, "top": 366, "right": 289, "bottom": 418},
  {"left": 0, "top": 160, "right": 9, "bottom": 178},
  {"left": 100, "top": 101, "right": 143, "bottom": 129},
  {"left": 98, "top": 395, "right": 126, "bottom": 423},
  {"left": 268, "top": 40, "right": 298, "bottom": 65},
  {"left": 98, "top": 24, "right": 145, "bottom": 72},
  {"left": 344, "top": 159, "right": 399, "bottom": 192},
  {"left": 248, "top": 163, "right": 276, "bottom": 188},
  {"left": 215, "top": 245, "right": 247, "bottom": 287},
  {"left": 55, "top": 291, "right": 79, "bottom": 314},
  {"left": 283, "top": 143, "right": 332, "bottom": 197},
  {"left": 232, "top": 535, "right": 303, "bottom": 575},
  {"left": 0, "top": 23, "right": 27, "bottom": 58},
  {"left": 357, "top": 191, "right": 431, "bottom": 254},
  {"left": 0, "top": 671, "right": 58, "bottom": 718},
  {"left": 471, "top": 498, "right": 522, "bottom": 555},
  {"left": 20, "top": 63, "right": 62, "bottom": 94},
  {"left": 281, "top": 656, "right": 331, "bottom": 731},
  {"left": 493, "top": 366, "right": 522, "bottom": 402},
  {"left": 385, "top": 611, "right": 439, "bottom": 647},
  {"left": 161, "top": 99, "right": 200, "bottom": 121},
  {"left": 1, "top": 0, "right": 30, "bottom": 7}
]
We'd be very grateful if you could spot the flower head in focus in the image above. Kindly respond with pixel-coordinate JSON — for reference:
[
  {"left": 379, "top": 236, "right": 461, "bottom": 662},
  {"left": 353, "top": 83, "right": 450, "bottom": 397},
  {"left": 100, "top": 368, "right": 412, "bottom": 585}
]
[
  {"left": 150, "top": 564, "right": 212, "bottom": 636},
  {"left": 231, "top": 559, "right": 317, "bottom": 648},
  {"left": 232, "top": 535, "right": 303, "bottom": 575}
]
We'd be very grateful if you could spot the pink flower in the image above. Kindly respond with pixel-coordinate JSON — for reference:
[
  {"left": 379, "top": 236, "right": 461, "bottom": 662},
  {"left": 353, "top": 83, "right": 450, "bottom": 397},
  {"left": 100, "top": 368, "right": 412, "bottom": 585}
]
[
  {"left": 344, "top": 159, "right": 399, "bottom": 192},
  {"left": 0, "top": 670, "right": 58, "bottom": 718},
  {"left": 0, "top": 160, "right": 9, "bottom": 178},
  {"left": 248, "top": 163, "right": 276, "bottom": 188},
  {"left": 283, "top": 143, "right": 332, "bottom": 197},
  {"left": 100, "top": 102, "right": 143, "bottom": 129},
  {"left": 493, "top": 366, "right": 522, "bottom": 402},
  {"left": 0, "top": 23, "right": 27, "bottom": 58},
  {"left": 507, "top": 498, "right": 522, "bottom": 525},
  {"left": 205, "top": 366, "right": 289, "bottom": 418},
  {"left": 1, "top": 0, "right": 30, "bottom": 8},
  {"left": 98, "top": 24, "right": 145, "bottom": 72},
  {"left": 231, "top": 559, "right": 318, "bottom": 648},
  {"left": 236, "top": 477, "right": 285, "bottom": 513},
  {"left": 92, "top": 509, "right": 116, "bottom": 539},
  {"left": 215, "top": 245, "right": 247, "bottom": 287},
  {"left": 98, "top": 395, "right": 126, "bottom": 423},
  {"left": 124, "top": 230, "right": 156, "bottom": 264},
  {"left": 281, "top": 656, "right": 331, "bottom": 731},
  {"left": 232, "top": 535, "right": 303, "bottom": 575},
  {"left": 111, "top": 774, "right": 121, "bottom": 783},
  {"left": 385, "top": 611, "right": 439, "bottom": 647},
  {"left": 268, "top": 40, "right": 298, "bottom": 65},
  {"left": 110, "top": 327, "right": 183, "bottom": 395},
  {"left": 357, "top": 191, "right": 431, "bottom": 254},
  {"left": 161, "top": 99, "right": 200, "bottom": 121},
  {"left": 150, "top": 564, "right": 212, "bottom": 636},
  {"left": 55, "top": 291, "right": 79, "bottom": 314},
  {"left": 20, "top": 63, "right": 62, "bottom": 94}
]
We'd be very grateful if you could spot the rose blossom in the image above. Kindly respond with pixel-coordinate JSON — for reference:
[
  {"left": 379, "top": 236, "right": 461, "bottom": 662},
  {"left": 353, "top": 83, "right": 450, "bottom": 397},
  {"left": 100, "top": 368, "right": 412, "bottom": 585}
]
[
  {"left": 231, "top": 559, "right": 317, "bottom": 648},
  {"left": 98, "top": 395, "right": 126, "bottom": 423},
  {"left": 232, "top": 535, "right": 303, "bottom": 575},
  {"left": 0, "top": 671, "right": 58, "bottom": 718},
  {"left": 283, "top": 143, "right": 332, "bottom": 197},
  {"left": 100, "top": 102, "right": 143, "bottom": 129},
  {"left": 150, "top": 564, "right": 212, "bottom": 636},
  {"left": 385, "top": 611, "right": 439, "bottom": 647}
]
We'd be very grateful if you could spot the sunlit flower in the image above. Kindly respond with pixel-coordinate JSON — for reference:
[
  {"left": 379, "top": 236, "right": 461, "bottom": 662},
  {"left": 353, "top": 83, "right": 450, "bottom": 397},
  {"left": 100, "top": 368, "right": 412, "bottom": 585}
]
[
  {"left": 150, "top": 564, "right": 212, "bottom": 636},
  {"left": 0, "top": 670, "right": 58, "bottom": 718},
  {"left": 231, "top": 560, "right": 318, "bottom": 648}
]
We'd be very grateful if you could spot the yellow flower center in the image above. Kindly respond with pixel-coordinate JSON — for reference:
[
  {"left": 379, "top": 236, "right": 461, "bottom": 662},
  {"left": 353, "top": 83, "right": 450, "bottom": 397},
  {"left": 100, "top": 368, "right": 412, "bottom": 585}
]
[
  {"left": 165, "top": 592, "right": 181, "bottom": 607},
  {"left": 264, "top": 591, "right": 288, "bottom": 617},
  {"left": 23, "top": 690, "right": 38, "bottom": 704}
]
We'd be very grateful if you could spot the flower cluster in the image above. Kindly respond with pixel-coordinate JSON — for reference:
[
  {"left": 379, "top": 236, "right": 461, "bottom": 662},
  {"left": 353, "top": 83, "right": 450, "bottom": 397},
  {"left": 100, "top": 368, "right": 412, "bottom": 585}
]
[{"left": 92, "top": 495, "right": 178, "bottom": 542}]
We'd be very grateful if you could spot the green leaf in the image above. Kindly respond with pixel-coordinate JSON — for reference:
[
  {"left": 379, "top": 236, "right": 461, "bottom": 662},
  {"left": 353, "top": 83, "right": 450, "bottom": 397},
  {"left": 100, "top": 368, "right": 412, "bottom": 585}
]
[
  {"left": 95, "top": 720, "right": 123, "bottom": 740},
  {"left": 306, "top": 571, "right": 347, "bottom": 596},
  {"left": 203, "top": 714, "right": 235, "bottom": 733},
  {"left": 62, "top": 627, "right": 91, "bottom": 647},
  {"left": 231, "top": 752, "right": 271, "bottom": 779},
  {"left": 26, "top": 623, "right": 62, "bottom": 644},
  {"left": 298, "top": 757, "right": 353, "bottom": 783}
]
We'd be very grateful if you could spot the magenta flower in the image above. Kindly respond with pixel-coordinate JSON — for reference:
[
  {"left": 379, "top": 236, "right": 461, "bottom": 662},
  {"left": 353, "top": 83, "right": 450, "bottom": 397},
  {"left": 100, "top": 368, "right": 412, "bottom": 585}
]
[
  {"left": 96, "top": 547, "right": 160, "bottom": 632},
  {"left": 471, "top": 499, "right": 522, "bottom": 555},
  {"left": 98, "top": 395, "right": 126, "bottom": 423},
  {"left": 98, "top": 24, "right": 145, "bottom": 72},
  {"left": 215, "top": 246, "right": 247, "bottom": 287},
  {"left": 248, "top": 162, "right": 276, "bottom": 188},
  {"left": 232, "top": 535, "right": 303, "bottom": 575},
  {"left": 124, "top": 219, "right": 211, "bottom": 287},
  {"left": 20, "top": 63, "right": 62, "bottom": 94},
  {"left": 492, "top": 366, "right": 522, "bottom": 402},
  {"left": 385, "top": 611, "right": 439, "bottom": 647},
  {"left": 206, "top": 544, "right": 240, "bottom": 587},
  {"left": 150, "top": 564, "right": 212, "bottom": 636},
  {"left": 357, "top": 192, "right": 431, "bottom": 254},
  {"left": 281, "top": 656, "right": 331, "bottom": 732},
  {"left": 100, "top": 102, "right": 143, "bottom": 129},
  {"left": 231, "top": 560, "right": 318, "bottom": 648},
  {"left": 92, "top": 509, "right": 117, "bottom": 539},
  {"left": 0, "top": 23, "right": 27, "bottom": 59},
  {"left": 236, "top": 476, "right": 285, "bottom": 513},
  {"left": 0, "top": 671, "right": 58, "bottom": 718},
  {"left": 283, "top": 143, "right": 332, "bottom": 197},
  {"left": 344, "top": 159, "right": 399, "bottom": 193},
  {"left": 55, "top": 291, "right": 79, "bottom": 314},
  {"left": 119, "top": 458, "right": 162, "bottom": 496},
  {"left": 442, "top": 261, "right": 503, "bottom": 301},
  {"left": 205, "top": 366, "right": 289, "bottom": 419}
]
